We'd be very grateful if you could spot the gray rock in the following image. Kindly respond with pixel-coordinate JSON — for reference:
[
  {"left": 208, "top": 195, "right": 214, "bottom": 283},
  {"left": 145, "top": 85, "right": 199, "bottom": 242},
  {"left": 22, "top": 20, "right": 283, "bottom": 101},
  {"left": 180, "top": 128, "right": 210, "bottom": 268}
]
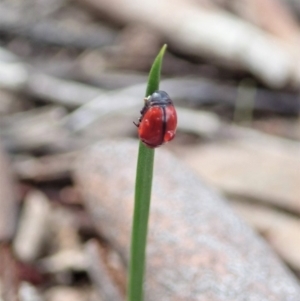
[{"left": 74, "top": 139, "right": 300, "bottom": 301}]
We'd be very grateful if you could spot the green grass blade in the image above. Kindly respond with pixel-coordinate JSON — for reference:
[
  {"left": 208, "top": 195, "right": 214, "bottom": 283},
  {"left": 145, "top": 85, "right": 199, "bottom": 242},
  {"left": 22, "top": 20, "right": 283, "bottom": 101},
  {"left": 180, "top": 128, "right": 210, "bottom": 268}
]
[
  {"left": 127, "top": 44, "right": 167, "bottom": 301},
  {"left": 146, "top": 44, "right": 167, "bottom": 96}
]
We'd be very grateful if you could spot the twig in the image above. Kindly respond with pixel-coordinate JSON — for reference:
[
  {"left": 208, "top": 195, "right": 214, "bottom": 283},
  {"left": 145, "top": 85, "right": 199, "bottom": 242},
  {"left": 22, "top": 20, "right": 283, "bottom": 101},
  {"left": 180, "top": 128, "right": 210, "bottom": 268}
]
[
  {"left": 0, "top": 244, "right": 19, "bottom": 301},
  {"left": 0, "top": 141, "right": 18, "bottom": 241},
  {"left": 0, "top": 4, "right": 116, "bottom": 49},
  {"left": 85, "top": 240, "right": 124, "bottom": 301},
  {"left": 12, "top": 152, "right": 78, "bottom": 182},
  {"left": 77, "top": 0, "right": 300, "bottom": 87},
  {"left": 13, "top": 190, "right": 51, "bottom": 262}
]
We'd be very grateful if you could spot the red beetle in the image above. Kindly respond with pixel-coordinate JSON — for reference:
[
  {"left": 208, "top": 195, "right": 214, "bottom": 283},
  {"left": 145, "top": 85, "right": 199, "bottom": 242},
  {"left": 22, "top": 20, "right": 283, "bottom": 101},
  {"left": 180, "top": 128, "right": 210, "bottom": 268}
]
[{"left": 134, "top": 90, "right": 177, "bottom": 148}]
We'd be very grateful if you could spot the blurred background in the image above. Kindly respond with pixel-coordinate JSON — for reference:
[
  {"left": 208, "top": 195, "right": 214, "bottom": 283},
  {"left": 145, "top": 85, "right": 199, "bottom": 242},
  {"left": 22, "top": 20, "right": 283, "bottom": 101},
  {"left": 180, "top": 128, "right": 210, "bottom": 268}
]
[{"left": 0, "top": 0, "right": 299, "bottom": 300}]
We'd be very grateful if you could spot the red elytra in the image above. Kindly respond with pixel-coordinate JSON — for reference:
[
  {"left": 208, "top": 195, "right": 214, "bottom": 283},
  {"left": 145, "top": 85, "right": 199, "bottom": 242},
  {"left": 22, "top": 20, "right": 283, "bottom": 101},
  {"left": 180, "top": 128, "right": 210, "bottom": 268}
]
[{"left": 134, "top": 90, "right": 177, "bottom": 148}]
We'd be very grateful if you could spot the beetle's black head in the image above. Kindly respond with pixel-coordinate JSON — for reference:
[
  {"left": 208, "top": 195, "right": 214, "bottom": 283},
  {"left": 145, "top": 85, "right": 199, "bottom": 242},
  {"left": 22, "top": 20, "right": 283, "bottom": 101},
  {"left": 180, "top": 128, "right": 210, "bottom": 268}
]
[{"left": 147, "top": 90, "right": 173, "bottom": 106}]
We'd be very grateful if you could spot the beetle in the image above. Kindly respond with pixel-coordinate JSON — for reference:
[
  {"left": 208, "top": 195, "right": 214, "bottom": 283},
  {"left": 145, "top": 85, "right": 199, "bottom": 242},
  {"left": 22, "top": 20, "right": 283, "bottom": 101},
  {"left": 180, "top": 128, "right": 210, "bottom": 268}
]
[{"left": 134, "top": 90, "right": 177, "bottom": 148}]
